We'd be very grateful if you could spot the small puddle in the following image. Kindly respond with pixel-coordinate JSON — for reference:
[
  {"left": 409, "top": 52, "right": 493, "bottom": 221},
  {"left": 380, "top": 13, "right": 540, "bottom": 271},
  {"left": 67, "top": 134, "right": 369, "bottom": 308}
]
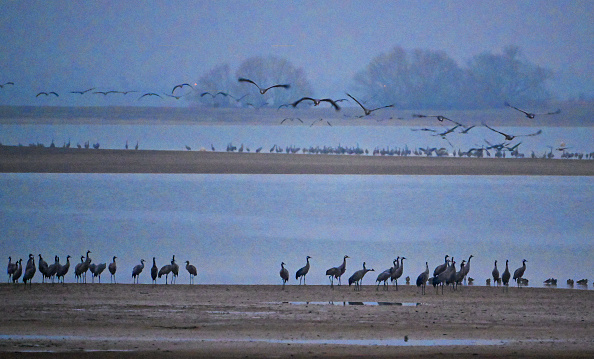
[{"left": 282, "top": 301, "right": 421, "bottom": 306}]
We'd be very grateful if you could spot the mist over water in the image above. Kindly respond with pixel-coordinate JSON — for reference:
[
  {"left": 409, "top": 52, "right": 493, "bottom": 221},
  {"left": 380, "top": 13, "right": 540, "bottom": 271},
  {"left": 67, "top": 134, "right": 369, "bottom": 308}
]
[{"left": 2, "top": 174, "right": 592, "bottom": 286}]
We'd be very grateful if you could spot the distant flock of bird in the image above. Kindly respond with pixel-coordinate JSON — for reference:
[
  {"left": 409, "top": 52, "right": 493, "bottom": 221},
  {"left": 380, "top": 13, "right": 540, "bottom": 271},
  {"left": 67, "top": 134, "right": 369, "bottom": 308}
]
[
  {"left": 7, "top": 252, "right": 589, "bottom": 294},
  {"left": 3, "top": 77, "right": 592, "bottom": 159}
]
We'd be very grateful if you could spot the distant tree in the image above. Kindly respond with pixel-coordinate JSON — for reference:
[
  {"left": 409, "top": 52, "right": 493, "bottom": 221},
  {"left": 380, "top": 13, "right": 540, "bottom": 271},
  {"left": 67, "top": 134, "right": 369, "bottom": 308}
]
[
  {"left": 353, "top": 46, "right": 465, "bottom": 109},
  {"left": 465, "top": 45, "right": 553, "bottom": 107},
  {"left": 235, "top": 56, "right": 313, "bottom": 108},
  {"left": 191, "top": 64, "right": 238, "bottom": 107},
  {"left": 354, "top": 45, "right": 552, "bottom": 109}
]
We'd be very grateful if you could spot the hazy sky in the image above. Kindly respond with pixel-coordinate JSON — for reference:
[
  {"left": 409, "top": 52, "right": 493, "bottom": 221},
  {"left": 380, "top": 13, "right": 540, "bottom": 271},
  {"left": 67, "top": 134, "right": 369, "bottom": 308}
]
[{"left": 0, "top": 0, "right": 592, "bottom": 106}]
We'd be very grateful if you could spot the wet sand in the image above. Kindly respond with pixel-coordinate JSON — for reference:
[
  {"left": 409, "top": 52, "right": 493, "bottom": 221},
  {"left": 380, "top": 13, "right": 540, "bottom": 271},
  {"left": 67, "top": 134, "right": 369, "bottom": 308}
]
[
  {"left": 0, "top": 284, "right": 592, "bottom": 358},
  {"left": 1, "top": 146, "right": 593, "bottom": 175}
]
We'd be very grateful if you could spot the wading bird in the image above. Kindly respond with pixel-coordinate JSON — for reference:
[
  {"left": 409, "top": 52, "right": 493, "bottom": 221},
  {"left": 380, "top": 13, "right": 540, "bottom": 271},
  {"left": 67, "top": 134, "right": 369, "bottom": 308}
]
[
  {"left": 348, "top": 262, "right": 374, "bottom": 291},
  {"left": 56, "top": 255, "right": 71, "bottom": 284},
  {"left": 501, "top": 260, "right": 511, "bottom": 292},
  {"left": 492, "top": 260, "right": 500, "bottom": 286},
  {"left": 483, "top": 123, "right": 542, "bottom": 141},
  {"left": 151, "top": 257, "right": 158, "bottom": 284},
  {"left": 185, "top": 261, "right": 197, "bottom": 284},
  {"left": 238, "top": 77, "right": 290, "bottom": 94},
  {"left": 416, "top": 262, "right": 430, "bottom": 295},
  {"left": 513, "top": 259, "right": 527, "bottom": 287},
  {"left": 347, "top": 93, "right": 393, "bottom": 117},
  {"left": 504, "top": 101, "right": 560, "bottom": 119},
  {"left": 279, "top": 262, "right": 289, "bottom": 289},
  {"left": 108, "top": 256, "right": 117, "bottom": 283},
  {"left": 326, "top": 255, "right": 349, "bottom": 288},
  {"left": 7, "top": 257, "right": 17, "bottom": 282},
  {"left": 295, "top": 256, "right": 311, "bottom": 285},
  {"left": 132, "top": 259, "right": 145, "bottom": 284}
]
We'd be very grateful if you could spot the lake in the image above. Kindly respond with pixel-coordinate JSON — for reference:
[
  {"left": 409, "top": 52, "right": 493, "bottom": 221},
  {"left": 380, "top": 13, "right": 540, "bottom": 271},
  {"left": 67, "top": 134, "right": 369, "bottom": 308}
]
[{"left": 1, "top": 173, "right": 592, "bottom": 286}]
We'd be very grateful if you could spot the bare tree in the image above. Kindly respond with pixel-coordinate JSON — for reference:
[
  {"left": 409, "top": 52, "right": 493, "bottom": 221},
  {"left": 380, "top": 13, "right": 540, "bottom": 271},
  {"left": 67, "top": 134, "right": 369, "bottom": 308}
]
[{"left": 236, "top": 56, "right": 313, "bottom": 108}]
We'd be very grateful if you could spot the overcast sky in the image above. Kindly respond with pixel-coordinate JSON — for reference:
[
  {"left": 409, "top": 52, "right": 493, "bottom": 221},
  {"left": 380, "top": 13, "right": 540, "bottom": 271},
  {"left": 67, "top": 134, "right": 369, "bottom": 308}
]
[{"left": 0, "top": 0, "right": 592, "bottom": 106}]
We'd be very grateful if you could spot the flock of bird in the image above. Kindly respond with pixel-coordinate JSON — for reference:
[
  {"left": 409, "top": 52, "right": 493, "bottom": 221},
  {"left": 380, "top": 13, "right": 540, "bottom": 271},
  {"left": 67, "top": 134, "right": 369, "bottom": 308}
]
[
  {"left": 4, "top": 76, "right": 591, "bottom": 159},
  {"left": 6, "top": 252, "right": 197, "bottom": 287},
  {"left": 5, "top": 252, "right": 590, "bottom": 293}
]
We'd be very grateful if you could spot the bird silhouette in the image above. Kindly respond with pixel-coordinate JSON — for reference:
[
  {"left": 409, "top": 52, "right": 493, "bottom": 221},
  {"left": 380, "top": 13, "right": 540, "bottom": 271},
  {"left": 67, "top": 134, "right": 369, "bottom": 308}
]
[
  {"left": 280, "top": 117, "right": 303, "bottom": 124},
  {"left": 295, "top": 256, "right": 311, "bottom": 285},
  {"left": 483, "top": 123, "right": 542, "bottom": 141},
  {"left": 492, "top": 260, "right": 500, "bottom": 287},
  {"left": 151, "top": 257, "right": 158, "bottom": 284},
  {"left": 504, "top": 102, "right": 560, "bottom": 119},
  {"left": 70, "top": 87, "right": 95, "bottom": 95},
  {"left": 36, "top": 92, "right": 59, "bottom": 97},
  {"left": 109, "top": 256, "right": 117, "bottom": 283},
  {"left": 172, "top": 83, "right": 193, "bottom": 94},
  {"left": 132, "top": 259, "right": 145, "bottom": 284},
  {"left": 501, "top": 260, "right": 511, "bottom": 292},
  {"left": 279, "top": 262, "right": 289, "bottom": 289},
  {"left": 347, "top": 93, "right": 393, "bottom": 117},
  {"left": 416, "top": 262, "right": 430, "bottom": 295},
  {"left": 412, "top": 114, "right": 464, "bottom": 126},
  {"left": 0, "top": 82, "right": 15, "bottom": 88},
  {"left": 185, "top": 261, "right": 197, "bottom": 284},
  {"left": 238, "top": 77, "right": 290, "bottom": 94},
  {"left": 513, "top": 259, "right": 527, "bottom": 287},
  {"left": 291, "top": 97, "right": 341, "bottom": 111},
  {"left": 138, "top": 93, "right": 162, "bottom": 100}
]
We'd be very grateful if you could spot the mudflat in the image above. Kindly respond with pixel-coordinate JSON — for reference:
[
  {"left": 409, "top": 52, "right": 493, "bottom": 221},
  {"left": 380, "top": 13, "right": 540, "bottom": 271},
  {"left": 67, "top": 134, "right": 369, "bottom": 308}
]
[
  {"left": 0, "top": 284, "right": 592, "bottom": 358},
  {"left": 1, "top": 146, "right": 593, "bottom": 175}
]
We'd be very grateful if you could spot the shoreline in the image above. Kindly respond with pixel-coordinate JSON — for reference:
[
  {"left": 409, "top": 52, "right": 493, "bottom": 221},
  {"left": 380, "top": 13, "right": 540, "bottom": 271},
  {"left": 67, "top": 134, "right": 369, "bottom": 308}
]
[
  {"left": 0, "top": 284, "right": 592, "bottom": 358},
  {"left": 1, "top": 146, "right": 593, "bottom": 175}
]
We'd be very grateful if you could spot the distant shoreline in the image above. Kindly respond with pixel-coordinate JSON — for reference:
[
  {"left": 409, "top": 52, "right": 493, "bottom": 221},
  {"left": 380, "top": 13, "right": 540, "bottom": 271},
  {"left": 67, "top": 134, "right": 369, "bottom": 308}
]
[{"left": 1, "top": 146, "right": 592, "bottom": 175}]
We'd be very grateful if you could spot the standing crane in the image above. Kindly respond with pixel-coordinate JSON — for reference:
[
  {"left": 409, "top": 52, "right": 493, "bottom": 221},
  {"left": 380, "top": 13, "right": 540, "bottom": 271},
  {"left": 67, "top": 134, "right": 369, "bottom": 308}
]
[
  {"left": 348, "top": 262, "right": 374, "bottom": 291},
  {"left": 109, "top": 256, "right": 117, "bottom": 283},
  {"left": 132, "top": 259, "right": 145, "bottom": 284},
  {"left": 185, "top": 260, "right": 197, "bottom": 284},
  {"left": 295, "top": 256, "right": 311, "bottom": 285},
  {"left": 279, "top": 262, "right": 289, "bottom": 289},
  {"left": 501, "top": 260, "right": 511, "bottom": 292},
  {"left": 513, "top": 259, "right": 527, "bottom": 287},
  {"left": 492, "top": 260, "right": 500, "bottom": 286},
  {"left": 416, "top": 262, "right": 430, "bottom": 295}
]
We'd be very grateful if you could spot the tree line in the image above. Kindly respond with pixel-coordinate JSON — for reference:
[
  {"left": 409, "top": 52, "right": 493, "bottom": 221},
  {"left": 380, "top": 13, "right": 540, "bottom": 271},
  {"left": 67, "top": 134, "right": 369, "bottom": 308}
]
[{"left": 192, "top": 45, "right": 553, "bottom": 110}]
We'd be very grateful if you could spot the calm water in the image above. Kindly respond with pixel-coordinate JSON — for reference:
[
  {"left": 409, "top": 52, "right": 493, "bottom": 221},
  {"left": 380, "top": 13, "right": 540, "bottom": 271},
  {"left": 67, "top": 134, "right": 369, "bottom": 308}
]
[
  {"left": 1, "top": 174, "right": 592, "bottom": 285},
  {"left": 1, "top": 124, "right": 593, "bottom": 156}
]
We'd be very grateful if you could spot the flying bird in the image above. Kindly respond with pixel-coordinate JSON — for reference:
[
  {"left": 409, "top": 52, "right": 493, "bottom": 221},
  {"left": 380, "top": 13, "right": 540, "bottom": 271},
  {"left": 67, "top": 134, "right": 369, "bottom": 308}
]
[
  {"left": 280, "top": 117, "right": 303, "bottom": 124},
  {"left": 412, "top": 114, "right": 465, "bottom": 126},
  {"left": 172, "top": 83, "right": 193, "bottom": 94},
  {"left": 70, "top": 88, "right": 95, "bottom": 95},
  {"left": 346, "top": 93, "right": 393, "bottom": 117},
  {"left": 310, "top": 118, "right": 332, "bottom": 127},
  {"left": 164, "top": 93, "right": 185, "bottom": 100},
  {"left": 138, "top": 93, "right": 162, "bottom": 100},
  {"left": 0, "top": 82, "right": 14, "bottom": 88},
  {"left": 483, "top": 123, "right": 542, "bottom": 141},
  {"left": 504, "top": 102, "right": 561, "bottom": 119},
  {"left": 291, "top": 97, "right": 341, "bottom": 111},
  {"left": 36, "top": 92, "right": 59, "bottom": 97},
  {"left": 238, "top": 77, "right": 290, "bottom": 94}
]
